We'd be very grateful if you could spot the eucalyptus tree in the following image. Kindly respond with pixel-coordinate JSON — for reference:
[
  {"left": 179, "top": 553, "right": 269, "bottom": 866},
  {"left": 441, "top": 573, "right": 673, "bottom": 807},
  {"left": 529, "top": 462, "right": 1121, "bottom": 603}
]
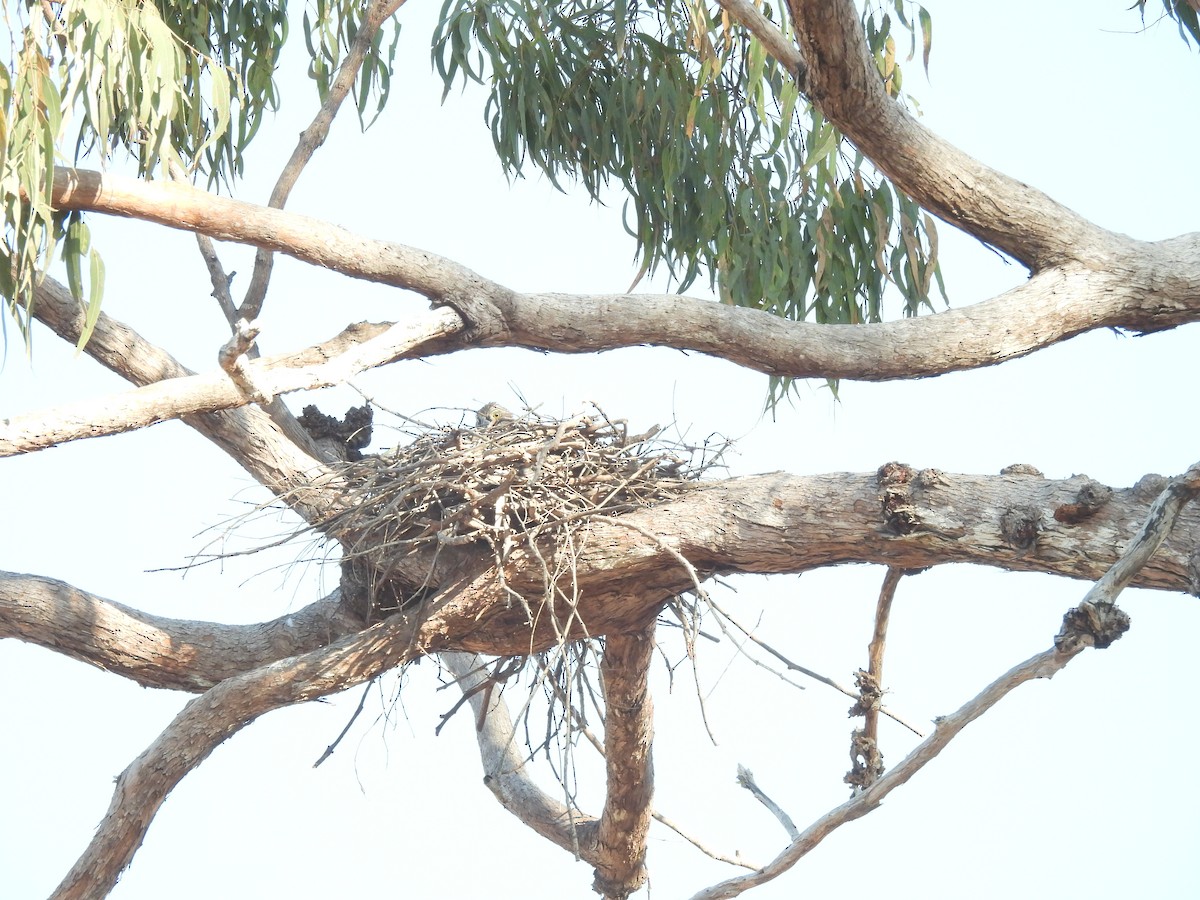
[{"left": 2, "top": 1, "right": 1199, "bottom": 898}]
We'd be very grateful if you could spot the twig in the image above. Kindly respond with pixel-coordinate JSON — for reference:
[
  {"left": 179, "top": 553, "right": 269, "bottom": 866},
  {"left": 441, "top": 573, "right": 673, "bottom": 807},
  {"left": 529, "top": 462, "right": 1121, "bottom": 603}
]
[
  {"left": 703, "top": 592, "right": 925, "bottom": 737},
  {"left": 736, "top": 765, "right": 799, "bottom": 841},
  {"left": 312, "top": 679, "right": 374, "bottom": 767},
  {"left": 240, "top": 0, "right": 408, "bottom": 321},
  {"left": 165, "top": 158, "right": 240, "bottom": 328},
  {"left": 654, "top": 810, "right": 761, "bottom": 872}
]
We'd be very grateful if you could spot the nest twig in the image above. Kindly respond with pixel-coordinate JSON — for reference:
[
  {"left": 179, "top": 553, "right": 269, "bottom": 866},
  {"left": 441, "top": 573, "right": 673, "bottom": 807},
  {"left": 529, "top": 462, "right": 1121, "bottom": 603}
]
[{"left": 314, "top": 405, "right": 724, "bottom": 616}]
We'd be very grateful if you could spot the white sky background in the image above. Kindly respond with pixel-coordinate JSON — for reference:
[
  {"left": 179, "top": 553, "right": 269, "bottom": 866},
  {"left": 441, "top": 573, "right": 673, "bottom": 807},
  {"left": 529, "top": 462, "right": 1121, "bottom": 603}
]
[{"left": 2, "top": 2, "right": 1199, "bottom": 897}]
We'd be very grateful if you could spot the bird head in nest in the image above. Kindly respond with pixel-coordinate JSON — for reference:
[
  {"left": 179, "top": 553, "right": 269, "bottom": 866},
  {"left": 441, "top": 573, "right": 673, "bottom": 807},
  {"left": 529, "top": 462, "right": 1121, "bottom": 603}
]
[{"left": 476, "top": 402, "right": 515, "bottom": 427}]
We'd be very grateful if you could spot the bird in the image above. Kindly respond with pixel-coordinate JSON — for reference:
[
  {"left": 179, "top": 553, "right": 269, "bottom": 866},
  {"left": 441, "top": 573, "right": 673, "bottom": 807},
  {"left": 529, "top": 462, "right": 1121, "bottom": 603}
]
[{"left": 476, "top": 402, "right": 515, "bottom": 428}]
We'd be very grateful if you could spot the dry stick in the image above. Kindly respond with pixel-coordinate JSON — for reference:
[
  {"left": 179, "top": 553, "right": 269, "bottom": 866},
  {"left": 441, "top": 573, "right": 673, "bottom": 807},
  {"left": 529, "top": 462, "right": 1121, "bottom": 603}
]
[
  {"left": 165, "top": 158, "right": 239, "bottom": 328},
  {"left": 704, "top": 594, "right": 924, "bottom": 737},
  {"left": 848, "top": 566, "right": 904, "bottom": 791},
  {"left": 312, "top": 679, "right": 374, "bottom": 768},
  {"left": 240, "top": 0, "right": 408, "bottom": 321},
  {"left": 610, "top": 518, "right": 925, "bottom": 739},
  {"left": 736, "top": 766, "right": 799, "bottom": 841},
  {"left": 689, "top": 461, "right": 1200, "bottom": 900}
]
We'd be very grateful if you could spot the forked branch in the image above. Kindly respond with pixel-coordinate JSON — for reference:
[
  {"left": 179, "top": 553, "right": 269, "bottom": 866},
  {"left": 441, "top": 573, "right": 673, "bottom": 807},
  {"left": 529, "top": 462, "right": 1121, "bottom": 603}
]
[
  {"left": 782, "top": 0, "right": 1115, "bottom": 269},
  {"left": 49, "top": 570, "right": 526, "bottom": 900},
  {"left": 689, "top": 463, "right": 1199, "bottom": 899}
]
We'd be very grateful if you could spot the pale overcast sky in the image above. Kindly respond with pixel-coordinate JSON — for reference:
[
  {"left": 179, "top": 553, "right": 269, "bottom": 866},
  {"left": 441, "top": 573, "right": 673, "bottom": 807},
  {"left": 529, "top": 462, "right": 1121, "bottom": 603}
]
[{"left": 2, "top": 3, "right": 1198, "bottom": 898}]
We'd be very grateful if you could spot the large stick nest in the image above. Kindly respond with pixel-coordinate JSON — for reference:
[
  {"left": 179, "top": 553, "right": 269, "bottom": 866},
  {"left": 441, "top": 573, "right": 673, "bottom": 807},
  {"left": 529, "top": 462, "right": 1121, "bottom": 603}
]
[{"left": 317, "top": 406, "right": 725, "bottom": 615}]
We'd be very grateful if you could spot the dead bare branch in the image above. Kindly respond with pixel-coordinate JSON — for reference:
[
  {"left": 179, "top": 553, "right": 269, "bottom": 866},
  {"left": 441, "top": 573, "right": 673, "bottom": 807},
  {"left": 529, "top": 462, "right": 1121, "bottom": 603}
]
[
  {"left": 736, "top": 766, "right": 799, "bottom": 841},
  {"left": 703, "top": 593, "right": 925, "bottom": 737}
]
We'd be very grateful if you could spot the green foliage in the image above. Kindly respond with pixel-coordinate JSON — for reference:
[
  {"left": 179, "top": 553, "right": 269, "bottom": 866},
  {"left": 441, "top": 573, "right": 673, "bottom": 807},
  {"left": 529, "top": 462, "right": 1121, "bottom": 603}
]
[
  {"left": 1, "top": 0, "right": 288, "bottom": 344},
  {"left": 1133, "top": 0, "right": 1200, "bottom": 49},
  {"left": 303, "top": 0, "right": 402, "bottom": 130},
  {"left": 433, "top": 0, "right": 944, "bottom": 403}
]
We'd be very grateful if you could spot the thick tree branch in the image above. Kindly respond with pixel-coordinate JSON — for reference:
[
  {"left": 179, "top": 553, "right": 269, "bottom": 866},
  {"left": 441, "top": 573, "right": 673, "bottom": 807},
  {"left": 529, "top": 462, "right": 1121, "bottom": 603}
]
[
  {"left": 7, "top": 469, "right": 1197, "bottom": 687},
  {"left": 691, "top": 465, "right": 1199, "bottom": 899},
  {"left": 49, "top": 564, "right": 512, "bottom": 900},
  {"left": 241, "top": 0, "right": 408, "bottom": 321},
  {"left": 49, "top": 168, "right": 1200, "bottom": 381},
  {"left": 783, "top": 0, "right": 1115, "bottom": 270},
  {"left": 0, "top": 573, "right": 366, "bottom": 691},
  {"left": 1, "top": 311, "right": 461, "bottom": 455},
  {"left": 592, "top": 622, "right": 656, "bottom": 899},
  {"left": 458, "top": 467, "right": 1200, "bottom": 655}
]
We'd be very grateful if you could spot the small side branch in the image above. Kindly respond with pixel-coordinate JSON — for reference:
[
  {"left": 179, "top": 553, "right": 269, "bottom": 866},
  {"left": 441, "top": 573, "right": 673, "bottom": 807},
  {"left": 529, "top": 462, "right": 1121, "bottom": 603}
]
[
  {"left": 846, "top": 567, "right": 904, "bottom": 792},
  {"left": 592, "top": 621, "right": 657, "bottom": 900},
  {"left": 736, "top": 766, "right": 799, "bottom": 841}
]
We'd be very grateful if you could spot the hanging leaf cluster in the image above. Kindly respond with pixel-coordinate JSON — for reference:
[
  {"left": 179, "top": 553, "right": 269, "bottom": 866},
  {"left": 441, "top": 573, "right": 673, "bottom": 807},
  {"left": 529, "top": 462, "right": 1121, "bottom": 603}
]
[
  {"left": 0, "top": 0, "right": 287, "bottom": 343},
  {"left": 433, "top": 0, "right": 945, "bottom": 348},
  {"left": 1133, "top": 0, "right": 1200, "bottom": 49},
  {"left": 303, "top": 0, "right": 402, "bottom": 130}
]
